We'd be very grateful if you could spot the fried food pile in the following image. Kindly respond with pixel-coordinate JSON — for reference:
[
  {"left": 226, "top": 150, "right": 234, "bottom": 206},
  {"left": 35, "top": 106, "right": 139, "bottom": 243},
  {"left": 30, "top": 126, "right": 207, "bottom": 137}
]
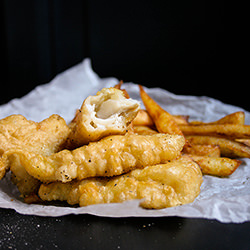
[
  {"left": 39, "top": 156, "right": 202, "bottom": 209},
  {"left": 0, "top": 84, "right": 248, "bottom": 209}
]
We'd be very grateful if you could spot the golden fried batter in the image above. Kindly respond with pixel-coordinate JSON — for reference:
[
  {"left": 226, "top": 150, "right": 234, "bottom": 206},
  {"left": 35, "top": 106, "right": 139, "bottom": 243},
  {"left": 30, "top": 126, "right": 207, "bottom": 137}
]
[
  {"left": 38, "top": 156, "right": 203, "bottom": 209},
  {"left": 0, "top": 156, "right": 8, "bottom": 180},
  {"left": 0, "top": 114, "right": 70, "bottom": 156},
  {"left": 6, "top": 133, "right": 185, "bottom": 183},
  {"left": 133, "top": 125, "right": 158, "bottom": 135},
  {"left": 66, "top": 87, "right": 140, "bottom": 148},
  {"left": 10, "top": 155, "right": 41, "bottom": 197},
  {"left": 0, "top": 114, "right": 70, "bottom": 196}
]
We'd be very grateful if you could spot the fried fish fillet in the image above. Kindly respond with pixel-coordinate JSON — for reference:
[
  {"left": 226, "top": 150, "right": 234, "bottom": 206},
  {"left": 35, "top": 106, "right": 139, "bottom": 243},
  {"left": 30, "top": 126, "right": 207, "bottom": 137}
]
[
  {"left": 0, "top": 114, "right": 70, "bottom": 179},
  {"left": 10, "top": 154, "right": 41, "bottom": 197},
  {"left": 0, "top": 114, "right": 70, "bottom": 196},
  {"left": 38, "top": 156, "right": 202, "bottom": 209},
  {"left": 6, "top": 133, "right": 185, "bottom": 183},
  {"left": 0, "top": 156, "right": 8, "bottom": 180},
  {"left": 0, "top": 114, "right": 70, "bottom": 156},
  {"left": 66, "top": 87, "right": 140, "bottom": 148}
]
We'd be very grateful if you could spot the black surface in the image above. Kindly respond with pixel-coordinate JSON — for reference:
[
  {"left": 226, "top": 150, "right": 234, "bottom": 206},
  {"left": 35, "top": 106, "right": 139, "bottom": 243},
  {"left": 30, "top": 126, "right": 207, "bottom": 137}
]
[
  {"left": 0, "top": 208, "right": 250, "bottom": 250},
  {"left": 1, "top": 0, "right": 246, "bottom": 110}
]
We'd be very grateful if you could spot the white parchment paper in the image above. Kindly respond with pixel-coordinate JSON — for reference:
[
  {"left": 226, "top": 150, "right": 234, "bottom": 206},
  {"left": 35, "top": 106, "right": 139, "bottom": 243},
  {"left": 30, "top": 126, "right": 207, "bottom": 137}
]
[{"left": 1, "top": 58, "right": 250, "bottom": 223}]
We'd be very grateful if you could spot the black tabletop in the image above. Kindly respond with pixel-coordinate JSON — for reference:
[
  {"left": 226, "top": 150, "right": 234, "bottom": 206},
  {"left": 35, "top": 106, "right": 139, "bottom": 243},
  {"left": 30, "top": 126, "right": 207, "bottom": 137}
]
[{"left": 0, "top": 207, "right": 249, "bottom": 250}]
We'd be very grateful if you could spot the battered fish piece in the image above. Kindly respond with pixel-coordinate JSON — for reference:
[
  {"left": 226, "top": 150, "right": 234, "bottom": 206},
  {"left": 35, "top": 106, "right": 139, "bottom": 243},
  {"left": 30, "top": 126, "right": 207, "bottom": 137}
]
[
  {"left": 66, "top": 87, "right": 140, "bottom": 148},
  {"left": 6, "top": 133, "right": 185, "bottom": 183},
  {"left": 0, "top": 114, "right": 70, "bottom": 156},
  {"left": 0, "top": 156, "right": 8, "bottom": 180},
  {"left": 133, "top": 125, "right": 158, "bottom": 135},
  {"left": 38, "top": 156, "right": 203, "bottom": 209},
  {"left": 0, "top": 114, "right": 70, "bottom": 196},
  {"left": 10, "top": 154, "right": 41, "bottom": 197},
  {"left": 0, "top": 114, "right": 70, "bottom": 179}
]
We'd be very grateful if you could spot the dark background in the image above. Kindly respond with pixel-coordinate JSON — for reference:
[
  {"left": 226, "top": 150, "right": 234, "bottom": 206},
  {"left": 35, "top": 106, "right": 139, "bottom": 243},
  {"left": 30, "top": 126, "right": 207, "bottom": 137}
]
[
  {"left": 1, "top": 1, "right": 250, "bottom": 250},
  {"left": 1, "top": 0, "right": 245, "bottom": 110}
]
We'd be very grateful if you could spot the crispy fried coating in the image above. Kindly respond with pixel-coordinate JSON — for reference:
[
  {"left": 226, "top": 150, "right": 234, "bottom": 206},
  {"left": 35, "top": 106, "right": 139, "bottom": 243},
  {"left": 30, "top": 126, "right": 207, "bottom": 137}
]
[
  {"left": 0, "top": 114, "right": 70, "bottom": 156},
  {"left": 133, "top": 109, "right": 189, "bottom": 127},
  {"left": 133, "top": 125, "right": 158, "bottom": 135},
  {"left": 0, "top": 156, "right": 8, "bottom": 180},
  {"left": 186, "top": 135, "right": 250, "bottom": 158},
  {"left": 189, "top": 111, "right": 245, "bottom": 125},
  {"left": 38, "top": 156, "right": 203, "bottom": 209},
  {"left": 0, "top": 114, "right": 70, "bottom": 197},
  {"left": 139, "top": 85, "right": 184, "bottom": 136},
  {"left": 182, "top": 143, "right": 221, "bottom": 157},
  {"left": 6, "top": 133, "right": 185, "bottom": 183},
  {"left": 0, "top": 114, "right": 70, "bottom": 180},
  {"left": 9, "top": 154, "right": 41, "bottom": 197},
  {"left": 132, "top": 109, "right": 155, "bottom": 127},
  {"left": 187, "top": 155, "right": 241, "bottom": 177},
  {"left": 66, "top": 87, "right": 140, "bottom": 148}
]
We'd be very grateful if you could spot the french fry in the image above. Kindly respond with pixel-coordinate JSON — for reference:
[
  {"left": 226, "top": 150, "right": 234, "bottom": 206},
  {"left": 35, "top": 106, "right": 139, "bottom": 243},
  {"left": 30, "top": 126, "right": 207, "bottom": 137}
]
[
  {"left": 139, "top": 85, "right": 183, "bottom": 136},
  {"left": 133, "top": 109, "right": 155, "bottom": 127},
  {"left": 189, "top": 111, "right": 245, "bottom": 125},
  {"left": 182, "top": 144, "right": 220, "bottom": 157},
  {"left": 133, "top": 125, "right": 158, "bottom": 135},
  {"left": 235, "top": 139, "right": 250, "bottom": 147},
  {"left": 114, "top": 80, "right": 124, "bottom": 89},
  {"left": 133, "top": 109, "right": 188, "bottom": 127},
  {"left": 173, "top": 115, "right": 189, "bottom": 125},
  {"left": 187, "top": 155, "right": 241, "bottom": 177},
  {"left": 180, "top": 124, "right": 250, "bottom": 139},
  {"left": 186, "top": 135, "right": 250, "bottom": 158},
  {"left": 114, "top": 80, "right": 130, "bottom": 99}
]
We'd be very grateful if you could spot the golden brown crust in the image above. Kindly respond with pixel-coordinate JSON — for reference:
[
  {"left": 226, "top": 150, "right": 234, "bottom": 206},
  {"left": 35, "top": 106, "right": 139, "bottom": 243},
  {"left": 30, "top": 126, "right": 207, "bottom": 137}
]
[
  {"left": 39, "top": 156, "right": 203, "bottom": 209},
  {"left": 66, "top": 88, "right": 140, "bottom": 148},
  {"left": 0, "top": 114, "right": 70, "bottom": 156},
  {"left": 6, "top": 133, "right": 185, "bottom": 183},
  {"left": 0, "top": 114, "right": 70, "bottom": 182},
  {"left": 187, "top": 155, "right": 241, "bottom": 177},
  {"left": 186, "top": 135, "right": 250, "bottom": 158},
  {"left": 139, "top": 85, "right": 184, "bottom": 136}
]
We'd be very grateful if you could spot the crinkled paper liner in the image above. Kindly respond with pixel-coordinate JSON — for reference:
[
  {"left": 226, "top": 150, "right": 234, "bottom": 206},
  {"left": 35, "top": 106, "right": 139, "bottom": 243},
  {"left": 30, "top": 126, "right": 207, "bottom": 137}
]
[{"left": 1, "top": 59, "right": 250, "bottom": 223}]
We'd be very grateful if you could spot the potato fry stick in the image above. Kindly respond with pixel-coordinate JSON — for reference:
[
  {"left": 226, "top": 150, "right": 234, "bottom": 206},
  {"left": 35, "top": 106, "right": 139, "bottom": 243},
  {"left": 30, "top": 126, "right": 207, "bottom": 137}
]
[
  {"left": 113, "top": 80, "right": 130, "bottom": 99},
  {"left": 180, "top": 124, "right": 250, "bottom": 139},
  {"left": 235, "top": 139, "right": 250, "bottom": 147},
  {"left": 213, "top": 111, "right": 245, "bottom": 125},
  {"left": 133, "top": 109, "right": 188, "bottom": 127},
  {"left": 189, "top": 111, "right": 245, "bottom": 125},
  {"left": 139, "top": 85, "right": 183, "bottom": 136},
  {"left": 173, "top": 115, "right": 189, "bottom": 125},
  {"left": 133, "top": 126, "right": 158, "bottom": 135},
  {"left": 6, "top": 133, "right": 185, "bottom": 183},
  {"left": 186, "top": 135, "right": 250, "bottom": 158},
  {"left": 182, "top": 144, "right": 220, "bottom": 157},
  {"left": 132, "top": 109, "right": 155, "bottom": 127},
  {"left": 187, "top": 155, "right": 241, "bottom": 177},
  {"left": 114, "top": 80, "right": 124, "bottom": 89}
]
